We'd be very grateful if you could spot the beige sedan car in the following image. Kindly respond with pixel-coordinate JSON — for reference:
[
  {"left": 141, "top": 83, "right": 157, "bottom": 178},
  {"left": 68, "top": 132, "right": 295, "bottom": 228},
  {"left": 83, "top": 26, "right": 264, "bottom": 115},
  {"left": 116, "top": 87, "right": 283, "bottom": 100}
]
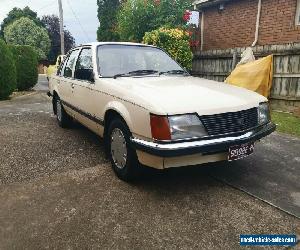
[{"left": 48, "top": 42, "right": 276, "bottom": 181}]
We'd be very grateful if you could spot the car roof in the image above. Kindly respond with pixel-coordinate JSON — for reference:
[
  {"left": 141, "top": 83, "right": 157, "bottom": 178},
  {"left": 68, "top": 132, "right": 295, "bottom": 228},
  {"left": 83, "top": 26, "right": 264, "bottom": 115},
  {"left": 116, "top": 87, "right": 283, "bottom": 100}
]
[{"left": 77, "top": 42, "right": 157, "bottom": 49}]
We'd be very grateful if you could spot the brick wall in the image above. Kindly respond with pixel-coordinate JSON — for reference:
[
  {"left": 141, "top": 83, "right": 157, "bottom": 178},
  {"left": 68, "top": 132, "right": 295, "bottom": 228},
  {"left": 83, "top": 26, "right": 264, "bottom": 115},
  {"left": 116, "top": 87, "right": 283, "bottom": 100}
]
[{"left": 200, "top": 0, "right": 300, "bottom": 50}]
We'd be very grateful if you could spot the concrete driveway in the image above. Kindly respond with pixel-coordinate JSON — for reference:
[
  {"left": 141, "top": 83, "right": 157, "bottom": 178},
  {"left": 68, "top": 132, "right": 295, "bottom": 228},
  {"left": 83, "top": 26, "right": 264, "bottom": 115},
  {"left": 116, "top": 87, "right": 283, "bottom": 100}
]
[
  {"left": 33, "top": 74, "right": 49, "bottom": 91},
  {"left": 0, "top": 87, "right": 299, "bottom": 249},
  {"left": 210, "top": 133, "right": 300, "bottom": 218}
]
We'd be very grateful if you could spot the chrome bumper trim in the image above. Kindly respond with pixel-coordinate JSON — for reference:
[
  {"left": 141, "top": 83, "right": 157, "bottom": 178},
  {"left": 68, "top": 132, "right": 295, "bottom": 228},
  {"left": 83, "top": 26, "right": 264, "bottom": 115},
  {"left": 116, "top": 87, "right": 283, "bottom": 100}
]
[{"left": 130, "top": 122, "right": 276, "bottom": 157}]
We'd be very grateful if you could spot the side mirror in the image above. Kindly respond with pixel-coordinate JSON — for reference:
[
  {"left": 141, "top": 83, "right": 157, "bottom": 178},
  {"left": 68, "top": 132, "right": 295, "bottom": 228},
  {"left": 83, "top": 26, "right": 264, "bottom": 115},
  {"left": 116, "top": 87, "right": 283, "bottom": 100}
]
[
  {"left": 88, "top": 69, "right": 95, "bottom": 83},
  {"left": 75, "top": 68, "right": 95, "bottom": 82}
]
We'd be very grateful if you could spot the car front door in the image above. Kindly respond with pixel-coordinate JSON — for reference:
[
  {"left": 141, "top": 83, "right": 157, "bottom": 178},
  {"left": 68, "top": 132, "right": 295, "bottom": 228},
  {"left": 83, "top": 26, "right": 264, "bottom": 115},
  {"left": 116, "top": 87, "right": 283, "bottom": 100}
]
[
  {"left": 71, "top": 47, "right": 103, "bottom": 134},
  {"left": 58, "top": 49, "right": 80, "bottom": 109}
]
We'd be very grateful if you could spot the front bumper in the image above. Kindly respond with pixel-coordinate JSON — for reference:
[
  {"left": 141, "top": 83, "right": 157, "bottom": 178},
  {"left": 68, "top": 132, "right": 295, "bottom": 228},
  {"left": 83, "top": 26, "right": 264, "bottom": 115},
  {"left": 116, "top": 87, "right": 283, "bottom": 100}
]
[{"left": 131, "top": 122, "right": 276, "bottom": 157}]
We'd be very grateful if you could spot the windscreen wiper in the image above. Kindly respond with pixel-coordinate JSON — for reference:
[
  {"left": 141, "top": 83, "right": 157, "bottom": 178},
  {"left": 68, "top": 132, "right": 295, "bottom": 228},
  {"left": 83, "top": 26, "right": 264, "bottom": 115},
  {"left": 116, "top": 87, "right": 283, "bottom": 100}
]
[
  {"left": 113, "top": 70, "right": 158, "bottom": 79},
  {"left": 159, "top": 70, "right": 189, "bottom": 76}
]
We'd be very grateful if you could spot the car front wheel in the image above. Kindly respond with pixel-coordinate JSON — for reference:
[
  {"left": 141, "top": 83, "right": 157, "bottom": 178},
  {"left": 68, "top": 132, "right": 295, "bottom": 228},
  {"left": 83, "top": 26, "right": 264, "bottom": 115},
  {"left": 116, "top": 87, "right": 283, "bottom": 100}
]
[{"left": 107, "top": 118, "right": 140, "bottom": 181}]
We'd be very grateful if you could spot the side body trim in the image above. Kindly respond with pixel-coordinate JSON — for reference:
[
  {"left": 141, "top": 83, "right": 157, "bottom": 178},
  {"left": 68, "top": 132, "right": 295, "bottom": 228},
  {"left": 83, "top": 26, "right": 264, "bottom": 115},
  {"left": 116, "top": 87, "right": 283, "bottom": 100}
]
[{"left": 61, "top": 100, "right": 104, "bottom": 126}]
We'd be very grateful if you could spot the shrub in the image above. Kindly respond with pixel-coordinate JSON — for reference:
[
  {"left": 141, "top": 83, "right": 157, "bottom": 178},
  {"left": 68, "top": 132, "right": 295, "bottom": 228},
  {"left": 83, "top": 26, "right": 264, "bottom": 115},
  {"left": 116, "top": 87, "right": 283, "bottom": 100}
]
[
  {"left": 9, "top": 45, "right": 38, "bottom": 91},
  {"left": 143, "top": 27, "right": 193, "bottom": 69},
  {"left": 0, "top": 39, "right": 16, "bottom": 99}
]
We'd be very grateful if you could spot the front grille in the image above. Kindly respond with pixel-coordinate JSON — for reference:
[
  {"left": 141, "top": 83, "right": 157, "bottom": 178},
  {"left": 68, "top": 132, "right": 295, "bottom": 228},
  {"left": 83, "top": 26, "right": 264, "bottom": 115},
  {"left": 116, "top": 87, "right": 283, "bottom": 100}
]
[{"left": 200, "top": 107, "right": 258, "bottom": 136}]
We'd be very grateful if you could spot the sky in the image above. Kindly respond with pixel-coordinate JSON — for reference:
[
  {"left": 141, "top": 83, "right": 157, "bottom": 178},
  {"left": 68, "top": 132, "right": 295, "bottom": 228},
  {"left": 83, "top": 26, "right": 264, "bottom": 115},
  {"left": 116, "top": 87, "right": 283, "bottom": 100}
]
[{"left": 0, "top": 0, "right": 99, "bottom": 45}]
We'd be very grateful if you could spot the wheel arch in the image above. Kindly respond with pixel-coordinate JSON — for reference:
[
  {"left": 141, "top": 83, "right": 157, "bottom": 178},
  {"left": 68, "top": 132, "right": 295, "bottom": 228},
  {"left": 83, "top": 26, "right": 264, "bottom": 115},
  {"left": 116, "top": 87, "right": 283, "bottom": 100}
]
[
  {"left": 102, "top": 99, "right": 152, "bottom": 141},
  {"left": 102, "top": 100, "right": 135, "bottom": 138},
  {"left": 103, "top": 108, "right": 132, "bottom": 136},
  {"left": 102, "top": 106, "right": 133, "bottom": 156}
]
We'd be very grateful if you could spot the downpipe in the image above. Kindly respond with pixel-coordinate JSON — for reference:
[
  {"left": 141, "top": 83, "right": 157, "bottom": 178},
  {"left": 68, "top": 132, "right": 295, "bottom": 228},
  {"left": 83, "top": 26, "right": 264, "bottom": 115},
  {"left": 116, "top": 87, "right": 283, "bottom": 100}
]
[{"left": 252, "top": 0, "right": 262, "bottom": 47}]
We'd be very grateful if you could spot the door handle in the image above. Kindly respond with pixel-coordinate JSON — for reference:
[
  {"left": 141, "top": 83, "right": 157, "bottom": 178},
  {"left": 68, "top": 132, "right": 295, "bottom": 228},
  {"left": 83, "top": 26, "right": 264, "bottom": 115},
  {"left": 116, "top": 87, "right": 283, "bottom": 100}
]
[{"left": 71, "top": 83, "right": 75, "bottom": 89}]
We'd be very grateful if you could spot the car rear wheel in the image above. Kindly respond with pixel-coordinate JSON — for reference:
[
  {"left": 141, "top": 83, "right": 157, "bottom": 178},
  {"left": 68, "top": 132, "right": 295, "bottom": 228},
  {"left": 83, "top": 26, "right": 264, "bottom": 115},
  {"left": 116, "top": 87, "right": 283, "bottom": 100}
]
[
  {"left": 55, "top": 97, "right": 72, "bottom": 128},
  {"left": 107, "top": 118, "right": 140, "bottom": 181}
]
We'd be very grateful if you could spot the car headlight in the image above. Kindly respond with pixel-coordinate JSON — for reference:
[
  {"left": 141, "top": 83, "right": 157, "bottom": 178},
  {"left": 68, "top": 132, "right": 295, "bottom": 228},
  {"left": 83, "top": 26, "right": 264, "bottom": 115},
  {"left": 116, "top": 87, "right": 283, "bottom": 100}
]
[
  {"left": 258, "top": 102, "right": 270, "bottom": 125},
  {"left": 150, "top": 114, "right": 208, "bottom": 141},
  {"left": 168, "top": 114, "right": 208, "bottom": 140}
]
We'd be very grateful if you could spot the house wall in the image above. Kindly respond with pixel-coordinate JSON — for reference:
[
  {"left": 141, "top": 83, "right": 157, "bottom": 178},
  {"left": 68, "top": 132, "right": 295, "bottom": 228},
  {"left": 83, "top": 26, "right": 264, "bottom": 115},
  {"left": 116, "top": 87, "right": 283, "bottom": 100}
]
[{"left": 200, "top": 0, "right": 300, "bottom": 51}]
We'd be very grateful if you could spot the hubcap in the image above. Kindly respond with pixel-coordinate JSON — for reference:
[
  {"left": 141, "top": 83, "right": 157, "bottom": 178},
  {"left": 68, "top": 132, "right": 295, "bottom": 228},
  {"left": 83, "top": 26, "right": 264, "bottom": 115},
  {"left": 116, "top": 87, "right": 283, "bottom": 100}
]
[
  {"left": 56, "top": 99, "right": 62, "bottom": 122},
  {"left": 110, "top": 128, "right": 127, "bottom": 169}
]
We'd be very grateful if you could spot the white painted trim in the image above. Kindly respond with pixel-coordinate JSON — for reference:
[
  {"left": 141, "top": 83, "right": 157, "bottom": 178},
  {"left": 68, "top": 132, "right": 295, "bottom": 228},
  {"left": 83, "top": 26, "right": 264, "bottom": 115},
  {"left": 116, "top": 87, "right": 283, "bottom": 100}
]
[
  {"left": 200, "top": 11, "right": 205, "bottom": 51},
  {"left": 295, "top": 0, "right": 300, "bottom": 26},
  {"left": 193, "top": 0, "right": 210, "bottom": 5}
]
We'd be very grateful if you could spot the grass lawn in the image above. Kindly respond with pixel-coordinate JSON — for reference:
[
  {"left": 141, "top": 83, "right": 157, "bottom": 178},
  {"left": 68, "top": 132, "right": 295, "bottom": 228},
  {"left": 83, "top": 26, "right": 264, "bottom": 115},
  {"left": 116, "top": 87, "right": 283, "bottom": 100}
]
[{"left": 271, "top": 111, "right": 300, "bottom": 137}]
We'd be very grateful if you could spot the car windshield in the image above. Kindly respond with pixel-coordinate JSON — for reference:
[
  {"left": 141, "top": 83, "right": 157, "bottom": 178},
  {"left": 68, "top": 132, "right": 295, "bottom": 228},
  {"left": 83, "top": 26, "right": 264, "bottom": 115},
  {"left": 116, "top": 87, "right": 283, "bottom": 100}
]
[{"left": 97, "top": 44, "right": 186, "bottom": 78}]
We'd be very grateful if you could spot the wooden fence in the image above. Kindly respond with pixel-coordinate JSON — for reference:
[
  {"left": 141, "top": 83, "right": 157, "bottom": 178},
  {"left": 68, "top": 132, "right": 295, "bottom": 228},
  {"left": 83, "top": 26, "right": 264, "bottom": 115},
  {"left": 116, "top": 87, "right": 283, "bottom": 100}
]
[{"left": 192, "top": 43, "right": 300, "bottom": 111}]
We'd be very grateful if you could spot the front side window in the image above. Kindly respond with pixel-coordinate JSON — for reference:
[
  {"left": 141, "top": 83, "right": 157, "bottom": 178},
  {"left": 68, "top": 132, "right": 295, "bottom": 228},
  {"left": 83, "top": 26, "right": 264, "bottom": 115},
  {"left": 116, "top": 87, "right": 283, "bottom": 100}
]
[
  {"left": 63, "top": 49, "right": 79, "bottom": 78},
  {"left": 74, "top": 48, "right": 93, "bottom": 81},
  {"left": 97, "top": 45, "right": 185, "bottom": 78}
]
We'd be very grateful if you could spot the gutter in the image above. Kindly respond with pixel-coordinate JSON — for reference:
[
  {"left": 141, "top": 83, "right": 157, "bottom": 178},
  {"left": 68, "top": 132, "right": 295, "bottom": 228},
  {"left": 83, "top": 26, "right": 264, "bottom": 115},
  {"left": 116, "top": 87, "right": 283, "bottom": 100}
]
[
  {"left": 193, "top": 0, "right": 232, "bottom": 8},
  {"left": 252, "top": 0, "right": 262, "bottom": 47}
]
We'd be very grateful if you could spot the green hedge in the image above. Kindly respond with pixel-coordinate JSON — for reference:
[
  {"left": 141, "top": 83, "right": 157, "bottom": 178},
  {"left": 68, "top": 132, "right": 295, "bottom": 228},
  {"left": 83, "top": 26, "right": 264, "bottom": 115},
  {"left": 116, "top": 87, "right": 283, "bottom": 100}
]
[
  {"left": 0, "top": 40, "right": 16, "bottom": 99},
  {"left": 9, "top": 45, "right": 38, "bottom": 91},
  {"left": 143, "top": 27, "right": 193, "bottom": 70}
]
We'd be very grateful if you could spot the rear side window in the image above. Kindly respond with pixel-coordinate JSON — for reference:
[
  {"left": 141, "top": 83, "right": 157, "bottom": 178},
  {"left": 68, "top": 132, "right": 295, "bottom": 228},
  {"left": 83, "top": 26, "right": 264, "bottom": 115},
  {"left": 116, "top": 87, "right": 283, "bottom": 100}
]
[
  {"left": 57, "top": 56, "right": 67, "bottom": 75},
  {"left": 63, "top": 50, "right": 79, "bottom": 78}
]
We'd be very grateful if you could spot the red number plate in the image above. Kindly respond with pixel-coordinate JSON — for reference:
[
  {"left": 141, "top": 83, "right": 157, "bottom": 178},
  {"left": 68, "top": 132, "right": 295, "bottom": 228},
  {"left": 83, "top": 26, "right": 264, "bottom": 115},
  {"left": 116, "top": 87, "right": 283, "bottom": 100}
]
[{"left": 228, "top": 142, "right": 255, "bottom": 161}]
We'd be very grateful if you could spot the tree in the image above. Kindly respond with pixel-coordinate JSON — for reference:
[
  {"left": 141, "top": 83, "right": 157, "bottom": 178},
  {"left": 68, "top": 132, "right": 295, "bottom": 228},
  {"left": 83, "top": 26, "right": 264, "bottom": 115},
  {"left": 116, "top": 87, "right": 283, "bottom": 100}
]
[
  {"left": 9, "top": 45, "right": 38, "bottom": 91},
  {"left": 42, "top": 15, "right": 75, "bottom": 63},
  {"left": 97, "top": 0, "right": 120, "bottom": 41},
  {"left": 0, "top": 40, "right": 17, "bottom": 99},
  {"left": 4, "top": 17, "right": 51, "bottom": 60},
  {"left": 117, "top": 0, "right": 192, "bottom": 42},
  {"left": 0, "top": 7, "right": 44, "bottom": 37}
]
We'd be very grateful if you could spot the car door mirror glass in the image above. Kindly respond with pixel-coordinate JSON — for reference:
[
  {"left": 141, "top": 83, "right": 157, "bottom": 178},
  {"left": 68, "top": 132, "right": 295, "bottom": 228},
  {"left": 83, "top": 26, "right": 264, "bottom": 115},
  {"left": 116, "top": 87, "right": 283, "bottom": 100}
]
[{"left": 74, "top": 68, "right": 94, "bottom": 82}]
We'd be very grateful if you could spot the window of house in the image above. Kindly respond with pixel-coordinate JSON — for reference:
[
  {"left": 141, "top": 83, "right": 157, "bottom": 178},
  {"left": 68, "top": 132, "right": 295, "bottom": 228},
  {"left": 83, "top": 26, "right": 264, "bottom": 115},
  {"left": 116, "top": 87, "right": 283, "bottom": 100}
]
[{"left": 296, "top": 0, "right": 300, "bottom": 25}]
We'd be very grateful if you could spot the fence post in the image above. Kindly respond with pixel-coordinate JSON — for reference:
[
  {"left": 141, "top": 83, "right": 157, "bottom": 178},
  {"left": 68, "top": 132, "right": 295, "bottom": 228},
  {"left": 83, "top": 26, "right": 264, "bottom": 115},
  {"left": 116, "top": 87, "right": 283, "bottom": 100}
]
[{"left": 232, "top": 49, "right": 237, "bottom": 70}]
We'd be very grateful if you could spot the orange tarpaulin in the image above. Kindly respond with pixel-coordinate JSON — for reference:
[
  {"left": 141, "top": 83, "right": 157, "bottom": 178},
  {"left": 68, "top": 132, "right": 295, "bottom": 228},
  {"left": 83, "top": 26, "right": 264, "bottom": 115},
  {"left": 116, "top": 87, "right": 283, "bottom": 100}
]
[{"left": 225, "top": 55, "right": 273, "bottom": 98}]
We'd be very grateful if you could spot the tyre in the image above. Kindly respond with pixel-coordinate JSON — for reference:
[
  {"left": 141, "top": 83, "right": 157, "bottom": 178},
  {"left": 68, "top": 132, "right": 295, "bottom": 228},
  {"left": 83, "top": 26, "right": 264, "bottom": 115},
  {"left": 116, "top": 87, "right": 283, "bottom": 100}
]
[
  {"left": 107, "top": 118, "right": 140, "bottom": 181},
  {"left": 54, "top": 96, "right": 72, "bottom": 128}
]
